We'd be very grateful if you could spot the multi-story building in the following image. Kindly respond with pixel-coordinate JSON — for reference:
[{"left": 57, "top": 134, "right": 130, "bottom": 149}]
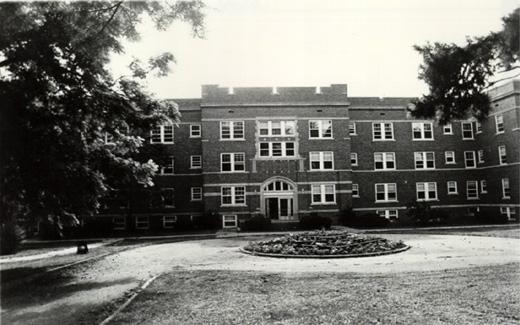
[{"left": 96, "top": 81, "right": 519, "bottom": 231}]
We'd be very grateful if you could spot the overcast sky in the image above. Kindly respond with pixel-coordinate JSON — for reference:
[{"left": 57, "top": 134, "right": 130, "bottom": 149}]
[{"left": 109, "top": 0, "right": 519, "bottom": 99}]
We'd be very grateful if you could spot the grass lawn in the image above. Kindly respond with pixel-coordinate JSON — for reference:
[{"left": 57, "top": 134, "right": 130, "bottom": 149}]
[{"left": 109, "top": 263, "right": 520, "bottom": 325}]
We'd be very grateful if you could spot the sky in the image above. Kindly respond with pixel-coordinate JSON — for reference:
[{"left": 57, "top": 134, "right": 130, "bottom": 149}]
[{"left": 109, "top": 0, "right": 519, "bottom": 99}]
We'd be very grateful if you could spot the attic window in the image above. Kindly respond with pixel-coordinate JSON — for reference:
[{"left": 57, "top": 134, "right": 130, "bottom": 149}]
[
  {"left": 315, "top": 86, "right": 321, "bottom": 94},
  {"left": 272, "top": 87, "right": 279, "bottom": 95},
  {"left": 228, "top": 87, "right": 234, "bottom": 95}
]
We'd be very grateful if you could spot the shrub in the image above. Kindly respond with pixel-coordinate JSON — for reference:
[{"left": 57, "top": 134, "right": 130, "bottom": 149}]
[
  {"left": 299, "top": 213, "right": 332, "bottom": 230},
  {"left": 242, "top": 215, "right": 272, "bottom": 231},
  {"left": 344, "top": 213, "right": 389, "bottom": 228},
  {"left": 338, "top": 207, "right": 356, "bottom": 226},
  {"left": 407, "top": 201, "right": 448, "bottom": 226},
  {"left": 196, "top": 211, "right": 220, "bottom": 230},
  {"left": 1, "top": 223, "right": 24, "bottom": 255}
]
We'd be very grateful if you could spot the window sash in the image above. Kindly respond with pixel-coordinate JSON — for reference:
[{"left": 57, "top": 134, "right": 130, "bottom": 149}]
[
  {"left": 477, "top": 150, "right": 484, "bottom": 163},
  {"left": 414, "top": 152, "right": 435, "bottom": 169},
  {"left": 259, "top": 120, "right": 295, "bottom": 136},
  {"left": 309, "top": 120, "right": 333, "bottom": 138},
  {"left": 461, "top": 122, "right": 474, "bottom": 139},
  {"left": 466, "top": 181, "right": 479, "bottom": 199},
  {"left": 495, "top": 115, "right": 504, "bottom": 133},
  {"left": 190, "top": 155, "right": 202, "bottom": 168},
  {"left": 464, "top": 151, "right": 476, "bottom": 168},
  {"left": 480, "top": 180, "right": 487, "bottom": 193},
  {"left": 502, "top": 178, "right": 511, "bottom": 198},
  {"left": 258, "top": 142, "right": 295, "bottom": 157},
  {"left": 151, "top": 125, "right": 174, "bottom": 144},
  {"left": 352, "top": 184, "right": 359, "bottom": 197},
  {"left": 447, "top": 181, "right": 457, "bottom": 194},
  {"left": 221, "top": 121, "right": 244, "bottom": 139},
  {"left": 350, "top": 153, "right": 358, "bottom": 166},
  {"left": 311, "top": 184, "right": 336, "bottom": 203},
  {"left": 135, "top": 216, "right": 149, "bottom": 229},
  {"left": 349, "top": 122, "right": 357, "bottom": 135},
  {"left": 161, "top": 157, "right": 175, "bottom": 175},
  {"left": 443, "top": 123, "right": 453, "bottom": 134},
  {"left": 191, "top": 187, "right": 202, "bottom": 201},
  {"left": 445, "top": 151, "right": 455, "bottom": 164},
  {"left": 221, "top": 186, "right": 246, "bottom": 206},
  {"left": 190, "top": 124, "right": 201, "bottom": 137},
  {"left": 162, "top": 188, "right": 175, "bottom": 207},
  {"left": 374, "top": 152, "right": 396, "bottom": 170},
  {"left": 375, "top": 183, "right": 397, "bottom": 202},
  {"left": 222, "top": 215, "right": 238, "bottom": 228},
  {"left": 221, "top": 153, "right": 245, "bottom": 172},
  {"left": 416, "top": 182, "right": 437, "bottom": 201},
  {"left": 412, "top": 122, "right": 433, "bottom": 139},
  {"left": 309, "top": 152, "right": 334, "bottom": 170},
  {"left": 163, "top": 215, "right": 177, "bottom": 228},
  {"left": 498, "top": 146, "right": 507, "bottom": 164},
  {"left": 372, "top": 122, "right": 394, "bottom": 140}
]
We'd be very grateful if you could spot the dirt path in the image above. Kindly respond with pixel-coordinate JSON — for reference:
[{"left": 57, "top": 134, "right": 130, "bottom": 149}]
[{"left": 1, "top": 234, "right": 519, "bottom": 324}]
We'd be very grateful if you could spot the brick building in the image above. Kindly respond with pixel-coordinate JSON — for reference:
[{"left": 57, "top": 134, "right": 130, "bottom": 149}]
[{"left": 97, "top": 81, "right": 519, "bottom": 231}]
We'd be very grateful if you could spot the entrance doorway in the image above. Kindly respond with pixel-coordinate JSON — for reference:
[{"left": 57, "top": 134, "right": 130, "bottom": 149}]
[
  {"left": 266, "top": 197, "right": 294, "bottom": 220},
  {"left": 261, "top": 178, "right": 297, "bottom": 221}
]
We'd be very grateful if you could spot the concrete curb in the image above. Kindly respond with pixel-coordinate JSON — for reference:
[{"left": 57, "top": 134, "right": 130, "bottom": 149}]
[{"left": 239, "top": 245, "right": 411, "bottom": 259}]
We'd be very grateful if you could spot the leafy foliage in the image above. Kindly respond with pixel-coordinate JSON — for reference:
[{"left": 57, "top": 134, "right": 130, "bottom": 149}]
[
  {"left": 411, "top": 8, "right": 519, "bottom": 123},
  {"left": 0, "top": 1, "right": 205, "bottom": 244}
]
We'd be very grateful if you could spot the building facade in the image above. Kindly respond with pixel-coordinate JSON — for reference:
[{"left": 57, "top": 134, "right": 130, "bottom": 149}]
[{"left": 96, "top": 81, "right": 520, "bottom": 231}]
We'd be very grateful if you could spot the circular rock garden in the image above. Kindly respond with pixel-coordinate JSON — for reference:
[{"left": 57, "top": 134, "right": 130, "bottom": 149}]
[{"left": 241, "top": 230, "right": 410, "bottom": 258}]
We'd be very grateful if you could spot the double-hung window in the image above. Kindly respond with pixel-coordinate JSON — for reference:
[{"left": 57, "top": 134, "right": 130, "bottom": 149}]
[
  {"left": 191, "top": 187, "right": 202, "bottom": 201},
  {"left": 495, "top": 115, "right": 504, "bottom": 133},
  {"left": 311, "top": 184, "right": 336, "bottom": 204},
  {"left": 163, "top": 215, "right": 177, "bottom": 229},
  {"left": 498, "top": 145, "right": 507, "bottom": 164},
  {"left": 443, "top": 123, "right": 453, "bottom": 134},
  {"left": 221, "top": 186, "right": 246, "bottom": 206},
  {"left": 416, "top": 182, "right": 437, "bottom": 201},
  {"left": 190, "top": 124, "right": 201, "bottom": 138},
  {"left": 220, "top": 121, "right": 244, "bottom": 140},
  {"left": 352, "top": 184, "right": 359, "bottom": 197},
  {"left": 477, "top": 150, "right": 484, "bottom": 163},
  {"left": 190, "top": 155, "right": 202, "bottom": 169},
  {"left": 221, "top": 153, "right": 245, "bottom": 172},
  {"left": 162, "top": 188, "right": 175, "bottom": 207},
  {"left": 309, "top": 120, "right": 333, "bottom": 139},
  {"left": 461, "top": 122, "right": 474, "bottom": 139},
  {"left": 350, "top": 153, "right": 358, "bottom": 166},
  {"left": 349, "top": 122, "right": 357, "bottom": 135},
  {"left": 374, "top": 152, "right": 396, "bottom": 170},
  {"left": 464, "top": 151, "right": 476, "bottom": 168},
  {"left": 135, "top": 216, "right": 149, "bottom": 230},
  {"left": 480, "top": 180, "right": 487, "bottom": 193},
  {"left": 445, "top": 151, "right": 455, "bottom": 164},
  {"left": 259, "top": 142, "right": 295, "bottom": 157},
  {"left": 372, "top": 122, "right": 394, "bottom": 140},
  {"left": 375, "top": 183, "right": 397, "bottom": 202},
  {"left": 160, "top": 157, "right": 174, "bottom": 175},
  {"left": 113, "top": 216, "right": 126, "bottom": 230},
  {"left": 447, "top": 181, "right": 458, "bottom": 194},
  {"left": 466, "top": 181, "right": 479, "bottom": 200},
  {"left": 150, "top": 124, "right": 174, "bottom": 144},
  {"left": 378, "top": 210, "right": 398, "bottom": 220},
  {"left": 412, "top": 122, "right": 433, "bottom": 140},
  {"left": 414, "top": 152, "right": 435, "bottom": 169},
  {"left": 259, "top": 120, "right": 295, "bottom": 136},
  {"left": 502, "top": 178, "right": 511, "bottom": 199},
  {"left": 310, "top": 152, "right": 334, "bottom": 170}
]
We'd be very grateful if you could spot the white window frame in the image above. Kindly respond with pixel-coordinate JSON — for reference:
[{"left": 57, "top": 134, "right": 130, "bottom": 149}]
[
  {"left": 375, "top": 183, "right": 397, "bottom": 203},
  {"left": 412, "top": 122, "right": 434, "bottom": 140},
  {"left": 160, "top": 157, "right": 175, "bottom": 175},
  {"left": 113, "top": 216, "right": 126, "bottom": 230},
  {"left": 500, "top": 207, "right": 516, "bottom": 220},
  {"left": 352, "top": 184, "right": 359, "bottom": 197},
  {"left": 190, "top": 124, "right": 201, "bottom": 138},
  {"left": 377, "top": 210, "right": 398, "bottom": 220},
  {"left": 445, "top": 151, "right": 456, "bottom": 164},
  {"left": 466, "top": 181, "right": 479, "bottom": 200},
  {"left": 498, "top": 145, "right": 507, "bottom": 165},
  {"left": 502, "top": 178, "right": 511, "bottom": 199},
  {"left": 477, "top": 150, "right": 484, "bottom": 163},
  {"left": 414, "top": 152, "right": 435, "bottom": 169},
  {"left": 373, "top": 152, "right": 396, "bottom": 170},
  {"left": 495, "top": 115, "right": 504, "bottom": 134},
  {"left": 464, "top": 151, "right": 476, "bottom": 168},
  {"left": 222, "top": 215, "right": 238, "bottom": 228},
  {"left": 447, "top": 181, "right": 458, "bottom": 195},
  {"left": 480, "top": 180, "right": 487, "bottom": 194},
  {"left": 221, "top": 153, "right": 246, "bottom": 172},
  {"left": 416, "top": 182, "right": 437, "bottom": 201},
  {"left": 150, "top": 124, "right": 174, "bottom": 144},
  {"left": 135, "top": 216, "right": 150, "bottom": 230},
  {"left": 259, "top": 142, "right": 295, "bottom": 158},
  {"left": 191, "top": 187, "right": 202, "bottom": 201},
  {"left": 350, "top": 153, "right": 358, "bottom": 167},
  {"left": 258, "top": 120, "right": 296, "bottom": 137},
  {"left": 475, "top": 121, "right": 483, "bottom": 134},
  {"left": 163, "top": 215, "right": 177, "bottom": 229},
  {"left": 443, "top": 123, "right": 453, "bottom": 135},
  {"left": 220, "top": 121, "right": 244, "bottom": 140},
  {"left": 221, "top": 186, "right": 246, "bottom": 206},
  {"left": 349, "top": 122, "right": 357, "bottom": 136},
  {"left": 309, "top": 152, "right": 334, "bottom": 171},
  {"left": 372, "top": 122, "right": 394, "bottom": 141},
  {"left": 461, "top": 122, "right": 474, "bottom": 140},
  {"left": 162, "top": 188, "right": 175, "bottom": 207},
  {"left": 190, "top": 155, "right": 202, "bottom": 169},
  {"left": 311, "top": 184, "right": 336, "bottom": 204},
  {"left": 309, "top": 120, "right": 333, "bottom": 139}
]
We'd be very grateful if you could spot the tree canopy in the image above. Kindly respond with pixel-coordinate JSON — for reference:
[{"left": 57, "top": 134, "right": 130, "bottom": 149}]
[
  {"left": 411, "top": 8, "right": 519, "bottom": 124},
  {"left": 0, "top": 1, "right": 205, "bottom": 244}
]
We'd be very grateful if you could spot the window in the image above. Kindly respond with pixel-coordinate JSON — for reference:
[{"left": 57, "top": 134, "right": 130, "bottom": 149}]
[
  {"left": 466, "top": 181, "right": 479, "bottom": 200},
  {"left": 163, "top": 215, "right": 177, "bottom": 229},
  {"left": 372, "top": 122, "right": 394, "bottom": 140},
  {"left": 349, "top": 122, "right": 357, "bottom": 135},
  {"left": 443, "top": 123, "right": 453, "bottom": 134},
  {"left": 375, "top": 183, "right": 397, "bottom": 202},
  {"left": 190, "top": 124, "right": 201, "bottom": 138},
  {"left": 258, "top": 120, "right": 295, "bottom": 136},
  {"left": 352, "top": 184, "right": 359, "bottom": 197},
  {"left": 113, "top": 216, "right": 126, "bottom": 230},
  {"left": 502, "top": 178, "right": 511, "bottom": 199},
  {"left": 378, "top": 210, "right": 398, "bottom": 220},
  {"left": 480, "top": 180, "right": 487, "bottom": 194},
  {"left": 311, "top": 184, "right": 336, "bottom": 204},
  {"left": 498, "top": 145, "right": 507, "bottom": 164},
  {"left": 500, "top": 207, "right": 516, "bottom": 220},
  {"left": 475, "top": 121, "right": 483, "bottom": 134},
  {"left": 259, "top": 142, "right": 295, "bottom": 158},
  {"left": 495, "top": 115, "right": 504, "bottom": 133},
  {"left": 135, "top": 216, "right": 149, "bottom": 230},
  {"left": 150, "top": 124, "right": 174, "bottom": 144},
  {"left": 220, "top": 121, "right": 244, "bottom": 140},
  {"left": 461, "top": 122, "right": 474, "bottom": 139},
  {"left": 221, "top": 153, "right": 245, "bottom": 172},
  {"left": 445, "top": 151, "right": 455, "bottom": 164},
  {"left": 309, "top": 120, "right": 333, "bottom": 139},
  {"left": 412, "top": 122, "right": 433, "bottom": 140},
  {"left": 414, "top": 152, "right": 435, "bottom": 169},
  {"left": 416, "top": 182, "right": 437, "bottom": 201},
  {"left": 350, "top": 153, "right": 358, "bottom": 166},
  {"left": 464, "top": 151, "right": 476, "bottom": 168},
  {"left": 374, "top": 152, "right": 396, "bottom": 170},
  {"left": 191, "top": 187, "right": 202, "bottom": 201},
  {"left": 221, "top": 186, "right": 246, "bottom": 206},
  {"left": 477, "top": 150, "right": 484, "bottom": 163},
  {"left": 310, "top": 152, "right": 334, "bottom": 170},
  {"left": 162, "top": 188, "right": 175, "bottom": 207},
  {"left": 190, "top": 155, "right": 202, "bottom": 169},
  {"left": 222, "top": 215, "right": 238, "bottom": 228},
  {"left": 160, "top": 157, "right": 174, "bottom": 175},
  {"left": 447, "top": 181, "right": 458, "bottom": 195}
]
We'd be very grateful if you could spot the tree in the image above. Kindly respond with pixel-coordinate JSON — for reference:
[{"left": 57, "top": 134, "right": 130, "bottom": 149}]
[
  {"left": 411, "top": 8, "right": 519, "bottom": 124},
  {"left": 0, "top": 1, "right": 205, "bottom": 253}
]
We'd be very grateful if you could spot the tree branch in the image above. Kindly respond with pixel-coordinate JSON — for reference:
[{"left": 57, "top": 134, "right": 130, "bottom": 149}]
[{"left": 96, "top": 1, "right": 123, "bottom": 37}]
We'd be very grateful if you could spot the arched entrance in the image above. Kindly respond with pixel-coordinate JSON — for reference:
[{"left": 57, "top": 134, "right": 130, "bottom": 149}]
[{"left": 260, "top": 177, "right": 297, "bottom": 221}]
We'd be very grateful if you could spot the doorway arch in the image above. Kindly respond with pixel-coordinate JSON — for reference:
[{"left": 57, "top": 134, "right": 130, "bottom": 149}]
[{"left": 260, "top": 177, "right": 298, "bottom": 221}]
